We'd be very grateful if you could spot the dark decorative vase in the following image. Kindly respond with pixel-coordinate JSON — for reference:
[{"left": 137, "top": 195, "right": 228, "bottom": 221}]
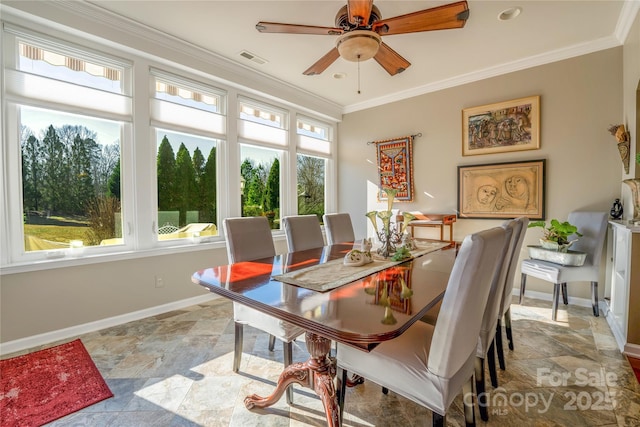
[{"left": 610, "top": 198, "right": 623, "bottom": 219}]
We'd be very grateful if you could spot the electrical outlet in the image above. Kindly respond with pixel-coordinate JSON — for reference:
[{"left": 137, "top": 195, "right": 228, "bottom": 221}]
[{"left": 155, "top": 276, "right": 164, "bottom": 288}]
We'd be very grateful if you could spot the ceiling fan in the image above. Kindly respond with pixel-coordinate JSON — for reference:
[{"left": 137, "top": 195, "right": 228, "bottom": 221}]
[{"left": 256, "top": 0, "right": 470, "bottom": 76}]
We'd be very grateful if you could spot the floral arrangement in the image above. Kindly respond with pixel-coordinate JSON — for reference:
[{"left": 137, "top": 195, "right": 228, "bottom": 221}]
[{"left": 366, "top": 187, "right": 415, "bottom": 258}]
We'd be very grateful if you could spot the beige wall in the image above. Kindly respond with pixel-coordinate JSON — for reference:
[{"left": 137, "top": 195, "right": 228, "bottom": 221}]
[
  {"left": 338, "top": 47, "right": 624, "bottom": 300},
  {"left": 0, "top": 239, "right": 290, "bottom": 346}
]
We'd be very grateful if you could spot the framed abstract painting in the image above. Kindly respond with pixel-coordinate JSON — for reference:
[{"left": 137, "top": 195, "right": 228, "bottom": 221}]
[
  {"left": 462, "top": 95, "right": 540, "bottom": 156},
  {"left": 458, "top": 159, "right": 545, "bottom": 219}
]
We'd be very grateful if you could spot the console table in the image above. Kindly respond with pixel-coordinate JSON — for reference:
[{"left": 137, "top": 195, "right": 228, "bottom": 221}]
[{"left": 398, "top": 213, "right": 457, "bottom": 243}]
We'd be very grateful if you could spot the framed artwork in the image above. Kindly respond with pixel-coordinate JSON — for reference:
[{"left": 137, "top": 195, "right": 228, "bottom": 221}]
[
  {"left": 462, "top": 95, "right": 540, "bottom": 156},
  {"left": 375, "top": 135, "right": 414, "bottom": 202},
  {"left": 458, "top": 159, "right": 545, "bottom": 219}
]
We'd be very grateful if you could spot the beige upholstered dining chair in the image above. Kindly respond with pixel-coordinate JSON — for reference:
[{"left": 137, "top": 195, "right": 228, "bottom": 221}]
[
  {"left": 336, "top": 227, "right": 509, "bottom": 427},
  {"left": 417, "top": 220, "right": 520, "bottom": 421},
  {"left": 472, "top": 220, "right": 516, "bottom": 421},
  {"left": 520, "top": 211, "right": 608, "bottom": 321},
  {"left": 322, "top": 213, "right": 355, "bottom": 245},
  {"left": 223, "top": 216, "right": 305, "bottom": 404},
  {"left": 495, "top": 217, "right": 528, "bottom": 370},
  {"left": 282, "top": 214, "right": 325, "bottom": 252}
]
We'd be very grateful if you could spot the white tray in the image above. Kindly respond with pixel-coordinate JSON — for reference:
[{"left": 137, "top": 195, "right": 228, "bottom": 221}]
[{"left": 528, "top": 246, "right": 586, "bottom": 266}]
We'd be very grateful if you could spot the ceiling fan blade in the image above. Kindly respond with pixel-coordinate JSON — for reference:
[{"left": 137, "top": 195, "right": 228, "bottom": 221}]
[
  {"left": 256, "top": 22, "right": 344, "bottom": 36},
  {"left": 372, "top": 0, "right": 469, "bottom": 36},
  {"left": 374, "top": 42, "right": 411, "bottom": 76},
  {"left": 303, "top": 48, "right": 341, "bottom": 75},
  {"left": 347, "top": 0, "right": 373, "bottom": 26}
]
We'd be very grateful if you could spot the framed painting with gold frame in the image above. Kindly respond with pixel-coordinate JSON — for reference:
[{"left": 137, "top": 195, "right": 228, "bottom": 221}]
[
  {"left": 462, "top": 95, "right": 540, "bottom": 156},
  {"left": 458, "top": 159, "right": 545, "bottom": 219}
]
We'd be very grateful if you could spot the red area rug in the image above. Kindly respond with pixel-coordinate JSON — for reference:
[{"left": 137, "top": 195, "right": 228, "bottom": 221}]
[
  {"left": 0, "top": 339, "right": 113, "bottom": 426},
  {"left": 629, "top": 356, "right": 640, "bottom": 384}
]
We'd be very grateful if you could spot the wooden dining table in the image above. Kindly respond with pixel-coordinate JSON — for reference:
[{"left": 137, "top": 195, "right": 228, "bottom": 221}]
[{"left": 191, "top": 241, "right": 456, "bottom": 427}]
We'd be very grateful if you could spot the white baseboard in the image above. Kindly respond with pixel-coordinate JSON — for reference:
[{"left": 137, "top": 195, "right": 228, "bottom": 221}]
[
  {"left": 512, "top": 288, "right": 596, "bottom": 308},
  {"left": 624, "top": 343, "right": 640, "bottom": 359},
  {"left": 0, "top": 293, "right": 218, "bottom": 356}
]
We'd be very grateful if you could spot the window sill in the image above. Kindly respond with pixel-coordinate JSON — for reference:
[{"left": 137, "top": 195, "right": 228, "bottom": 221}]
[{"left": 0, "top": 239, "right": 227, "bottom": 275}]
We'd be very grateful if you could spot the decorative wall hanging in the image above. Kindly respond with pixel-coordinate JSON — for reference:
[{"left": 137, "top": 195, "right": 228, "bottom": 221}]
[
  {"left": 458, "top": 159, "right": 545, "bottom": 219},
  {"left": 462, "top": 95, "right": 540, "bottom": 156},
  {"left": 373, "top": 135, "right": 415, "bottom": 202},
  {"left": 607, "top": 124, "right": 630, "bottom": 174}
]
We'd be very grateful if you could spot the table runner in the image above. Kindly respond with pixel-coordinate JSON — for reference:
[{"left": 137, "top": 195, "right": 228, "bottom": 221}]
[{"left": 273, "top": 241, "right": 449, "bottom": 292}]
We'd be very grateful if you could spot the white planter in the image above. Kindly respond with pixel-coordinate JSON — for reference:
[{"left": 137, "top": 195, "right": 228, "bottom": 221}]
[{"left": 528, "top": 245, "right": 586, "bottom": 266}]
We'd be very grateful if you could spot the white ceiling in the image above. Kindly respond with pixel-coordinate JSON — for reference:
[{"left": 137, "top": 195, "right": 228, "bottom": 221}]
[{"left": 87, "top": 1, "right": 635, "bottom": 112}]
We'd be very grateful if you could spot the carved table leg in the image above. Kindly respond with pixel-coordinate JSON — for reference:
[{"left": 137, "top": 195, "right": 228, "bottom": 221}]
[{"left": 244, "top": 331, "right": 341, "bottom": 427}]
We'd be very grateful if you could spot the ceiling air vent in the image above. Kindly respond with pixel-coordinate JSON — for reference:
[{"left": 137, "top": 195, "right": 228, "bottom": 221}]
[{"left": 239, "top": 50, "right": 267, "bottom": 65}]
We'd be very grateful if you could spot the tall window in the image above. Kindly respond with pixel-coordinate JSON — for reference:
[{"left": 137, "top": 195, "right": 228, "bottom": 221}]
[
  {"left": 240, "top": 145, "right": 281, "bottom": 227},
  {"left": 238, "top": 98, "right": 286, "bottom": 228},
  {"left": 151, "top": 70, "right": 225, "bottom": 241},
  {"left": 3, "top": 29, "right": 131, "bottom": 259},
  {"left": 20, "top": 108, "right": 123, "bottom": 251},
  {"left": 296, "top": 116, "right": 331, "bottom": 220}
]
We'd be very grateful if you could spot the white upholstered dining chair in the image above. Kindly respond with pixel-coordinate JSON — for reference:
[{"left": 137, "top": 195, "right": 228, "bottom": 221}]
[
  {"left": 282, "top": 214, "right": 325, "bottom": 252},
  {"left": 336, "top": 226, "right": 509, "bottom": 427},
  {"left": 519, "top": 211, "right": 608, "bottom": 321},
  {"left": 322, "top": 213, "right": 355, "bottom": 245},
  {"left": 495, "top": 217, "right": 528, "bottom": 370},
  {"left": 418, "top": 220, "right": 519, "bottom": 421},
  {"left": 223, "top": 216, "right": 305, "bottom": 404}
]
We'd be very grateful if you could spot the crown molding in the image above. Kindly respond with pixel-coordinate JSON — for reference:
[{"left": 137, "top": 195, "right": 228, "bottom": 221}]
[{"left": 343, "top": 34, "right": 622, "bottom": 114}]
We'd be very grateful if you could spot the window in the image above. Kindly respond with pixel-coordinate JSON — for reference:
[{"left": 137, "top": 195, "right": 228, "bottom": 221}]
[
  {"left": 156, "top": 130, "right": 219, "bottom": 240},
  {"left": 296, "top": 116, "right": 332, "bottom": 219},
  {"left": 20, "top": 107, "right": 123, "bottom": 251},
  {"left": 2, "top": 27, "right": 131, "bottom": 262},
  {"left": 151, "top": 70, "right": 225, "bottom": 241},
  {"left": 240, "top": 145, "right": 281, "bottom": 228},
  {"left": 238, "top": 98, "right": 287, "bottom": 227}
]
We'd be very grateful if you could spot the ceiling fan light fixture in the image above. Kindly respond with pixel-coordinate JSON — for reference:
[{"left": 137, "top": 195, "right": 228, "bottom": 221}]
[{"left": 336, "top": 30, "right": 381, "bottom": 62}]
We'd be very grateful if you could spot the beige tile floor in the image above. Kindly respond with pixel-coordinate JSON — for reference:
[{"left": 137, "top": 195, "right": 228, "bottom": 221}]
[{"left": 11, "top": 297, "right": 640, "bottom": 426}]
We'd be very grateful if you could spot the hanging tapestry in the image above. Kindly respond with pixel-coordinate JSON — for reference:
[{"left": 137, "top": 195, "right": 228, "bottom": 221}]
[{"left": 375, "top": 135, "right": 414, "bottom": 202}]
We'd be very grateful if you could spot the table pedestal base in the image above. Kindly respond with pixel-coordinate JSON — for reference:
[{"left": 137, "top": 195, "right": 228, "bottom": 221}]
[{"left": 244, "top": 332, "right": 340, "bottom": 427}]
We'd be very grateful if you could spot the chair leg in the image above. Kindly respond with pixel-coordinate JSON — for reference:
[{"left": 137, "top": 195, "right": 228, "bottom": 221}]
[
  {"left": 336, "top": 367, "right": 347, "bottom": 424},
  {"left": 505, "top": 307, "right": 514, "bottom": 351},
  {"left": 284, "top": 341, "right": 293, "bottom": 404},
  {"left": 552, "top": 283, "right": 560, "bottom": 321},
  {"left": 432, "top": 412, "right": 445, "bottom": 427},
  {"left": 561, "top": 282, "right": 568, "bottom": 305},
  {"left": 233, "top": 321, "right": 243, "bottom": 373},
  {"left": 268, "top": 334, "right": 276, "bottom": 351},
  {"left": 519, "top": 273, "right": 527, "bottom": 304},
  {"left": 462, "top": 376, "right": 476, "bottom": 427},
  {"left": 591, "top": 281, "right": 599, "bottom": 317},
  {"left": 474, "top": 357, "right": 488, "bottom": 421},
  {"left": 495, "top": 320, "right": 505, "bottom": 370},
  {"left": 487, "top": 340, "right": 499, "bottom": 388}
]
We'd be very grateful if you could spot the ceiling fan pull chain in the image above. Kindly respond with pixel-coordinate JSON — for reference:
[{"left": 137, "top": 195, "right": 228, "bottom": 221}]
[{"left": 357, "top": 54, "right": 361, "bottom": 94}]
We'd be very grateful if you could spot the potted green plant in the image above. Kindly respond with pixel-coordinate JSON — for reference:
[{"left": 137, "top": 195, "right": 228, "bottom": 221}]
[{"left": 528, "top": 219, "right": 582, "bottom": 252}]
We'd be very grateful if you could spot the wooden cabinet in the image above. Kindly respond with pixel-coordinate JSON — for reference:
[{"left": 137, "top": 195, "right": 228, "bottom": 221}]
[{"left": 605, "top": 221, "right": 640, "bottom": 357}]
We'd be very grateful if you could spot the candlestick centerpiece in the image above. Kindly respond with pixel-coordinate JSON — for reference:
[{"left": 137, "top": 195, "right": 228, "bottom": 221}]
[{"left": 366, "top": 188, "right": 415, "bottom": 258}]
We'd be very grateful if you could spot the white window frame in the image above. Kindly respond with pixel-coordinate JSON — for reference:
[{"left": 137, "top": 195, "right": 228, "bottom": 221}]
[{"left": 1, "top": 25, "right": 135, "bottom": 265}]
